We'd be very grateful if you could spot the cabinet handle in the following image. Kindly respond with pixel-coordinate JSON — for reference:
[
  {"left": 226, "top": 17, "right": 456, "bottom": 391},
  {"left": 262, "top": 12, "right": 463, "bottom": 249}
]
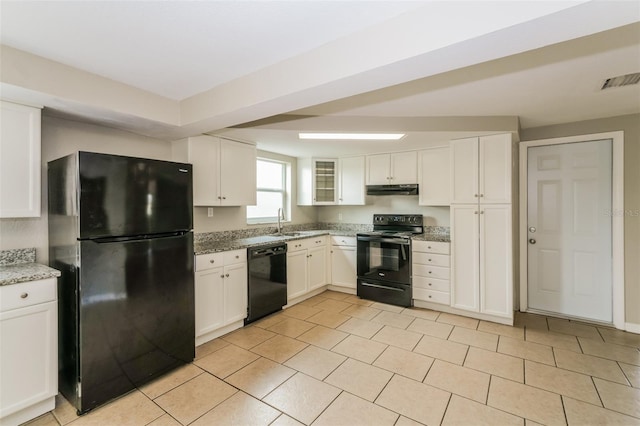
[
  {"left": 428, "top": 258, "right": 432, "bottom": 262},
  {"left": 428, "top": 271, "right": 432, "bottom": 274},
  {"left": 209, "top": 259, "right": 215, "bottom": 264},
  {"left": 225, "top": 273, "right": 229, "bottom": 277},
  {"left": 220, "top": 274, "right": 225, "bottom": 278},
  {"left": 428, "top": 283, "right": 432, "bottom": 286},
  {"left": 474, "top": 211, "right": 478, "bottom": 215},
  {"left": 235, "top": 255, "right": 239, "bottom": 259},
  {"left": 474, "top": 194, "right": 478, "bottom": 197},
  {"left": 218, "top": 196, "right": 222, "bottom": 199},
  {"left": 20, "top": 292, "right": 29, "bottom": 299},
  {"left": 222, "top": 196, "right": 226, "bottom": 200},
  {"left": 480, "top": 210, "right": 485, "bottom": 214},
  {"left": 480, "top": 194, "right": 484, "bottom": 197},
  {"left": 428, "top": 246, "right": 432, "bottom": 249},
  {"left": 428, "top": 295, "right": 432, "bottom": 299}
]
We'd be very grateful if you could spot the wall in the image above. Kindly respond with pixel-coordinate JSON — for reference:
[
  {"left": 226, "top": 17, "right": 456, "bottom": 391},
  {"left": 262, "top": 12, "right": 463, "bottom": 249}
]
[
  {"left": 520, "top": 113, "right": 640, "bottom": 327},
  {"left": 0, "top": 114, "right": 173, "bottom": 263},
  {"left": 317, "top": 198, "right": 450, "bottom": 226}
]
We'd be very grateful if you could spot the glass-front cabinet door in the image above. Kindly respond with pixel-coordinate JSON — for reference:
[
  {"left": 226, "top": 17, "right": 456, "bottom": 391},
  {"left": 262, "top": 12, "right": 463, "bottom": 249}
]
[{"left": 313, "top": 159, "right": 337, "bottom": 204}]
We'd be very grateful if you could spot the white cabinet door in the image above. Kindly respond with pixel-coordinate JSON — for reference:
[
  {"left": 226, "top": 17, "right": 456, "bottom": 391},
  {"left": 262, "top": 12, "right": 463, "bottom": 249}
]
[
  {"left": 338, "top": 156, "right": 365, "bottom": 205},
  {"left": 450, "top": 205, "right": 480, "bottom": 312},
  {"left": 366, "top": 154, "right": 391, "bottom": 185},
  {"left": 0, "top": 301, "right": 57, "bottom": 419},
  {"left": 390, "top": 151, "right": 417, "bottom": 184},
  {"left": 195, "top": 267, "right": 225, "bottom": 336},
  {"left": 418, "top": 147, "right": 450, "bottom": 206},
  {"left": 220, "top": 140, "right": 257, "bottom": 206},
  {"left": 313, "top": 159, "right": 337, "bottom": 205},
  {"left": 287, "top": 249, "right": 308, "bottom": 300},
  {"left": 307, "top": 245, "right": 327, "bottom": 291},
  {"left": 0, "top": 101, "right": 41, "bottom": 218},
  {"left": 450, "top": 137, "right": 479, "bottom": 204},
  {"left": 224, "top": 262, "right": 248, "bottom": 323},
  {"left": 480, "top": 204, "right": 512, "bottom": 318},
  {"left": 479, "top": 134, "right": 512, "bottom": 204},
  {"left": 331, "top": 245, "right": 356, "bottom": 289}
]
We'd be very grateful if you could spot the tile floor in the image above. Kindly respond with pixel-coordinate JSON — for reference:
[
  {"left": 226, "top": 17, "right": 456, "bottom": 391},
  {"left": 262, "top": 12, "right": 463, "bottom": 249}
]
[{"left": 26, "top": 290, "right": 640, "bottom": 426}]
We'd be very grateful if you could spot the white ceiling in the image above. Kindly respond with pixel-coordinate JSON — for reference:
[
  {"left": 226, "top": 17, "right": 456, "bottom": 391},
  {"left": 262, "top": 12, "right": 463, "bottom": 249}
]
[{"left": 1, "top": 1, "right": 639, "bottom": 158}]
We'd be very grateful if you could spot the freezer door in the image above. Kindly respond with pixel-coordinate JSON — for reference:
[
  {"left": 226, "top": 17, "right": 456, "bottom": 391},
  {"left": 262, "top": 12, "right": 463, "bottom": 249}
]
[
  {"left": 78, "top": 152, "right": 193, "bottom": 239},
  {"left": 76, "top": 232, "right": 194, "bottom": 414}
]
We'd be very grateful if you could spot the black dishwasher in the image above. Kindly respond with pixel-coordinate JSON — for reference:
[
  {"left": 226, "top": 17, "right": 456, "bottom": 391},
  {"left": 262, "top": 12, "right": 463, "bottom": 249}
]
[{"left": 246, "top": 243, "right": 287, "bottom": 324}]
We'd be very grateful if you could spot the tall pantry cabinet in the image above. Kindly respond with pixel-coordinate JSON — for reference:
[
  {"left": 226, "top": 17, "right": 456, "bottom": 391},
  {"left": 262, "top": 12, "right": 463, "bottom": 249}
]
[{"left": 450, "top": 134, "right": 513, "bottom": 322}]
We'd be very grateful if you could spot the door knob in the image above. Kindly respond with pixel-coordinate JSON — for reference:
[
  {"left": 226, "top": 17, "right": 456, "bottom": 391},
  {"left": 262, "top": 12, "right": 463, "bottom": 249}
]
[{"left": 529, "top": 239, "right": 536, "bottom": 244}]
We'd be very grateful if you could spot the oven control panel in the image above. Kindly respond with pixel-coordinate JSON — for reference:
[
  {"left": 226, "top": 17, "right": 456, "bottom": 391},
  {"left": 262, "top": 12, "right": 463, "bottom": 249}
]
[{"left": 373, "top": 214, "right": 423, "bottom": 225}]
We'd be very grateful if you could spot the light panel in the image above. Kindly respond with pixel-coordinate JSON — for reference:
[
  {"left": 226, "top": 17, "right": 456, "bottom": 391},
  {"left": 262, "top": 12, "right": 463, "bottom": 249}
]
[{"left": 298, "top": 133, "right": 405, "bottom": 140}]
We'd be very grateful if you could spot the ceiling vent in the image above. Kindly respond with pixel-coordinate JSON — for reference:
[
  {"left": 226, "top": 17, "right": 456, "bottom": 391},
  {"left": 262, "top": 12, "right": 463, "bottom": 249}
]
[{"left": 601, "top": 72, "right": 640, "bottom": 90}]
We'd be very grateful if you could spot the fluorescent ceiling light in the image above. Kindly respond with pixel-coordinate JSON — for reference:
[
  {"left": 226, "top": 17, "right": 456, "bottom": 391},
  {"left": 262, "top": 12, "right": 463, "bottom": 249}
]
[{"left": 298, "top": 132, "right": 405, "bottom": 140}]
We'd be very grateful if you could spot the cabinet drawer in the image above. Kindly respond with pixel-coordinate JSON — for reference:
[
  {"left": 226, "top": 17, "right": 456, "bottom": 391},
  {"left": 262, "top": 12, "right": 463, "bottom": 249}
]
[
  {"left": 301, "top": 236, "right": 327, "bottom": 250},
  {"left": 0, "top": 278, "right": 57, "bottom": 312},
  {"left": 413, "top": 276, "right": 450, "bottom": 292},
  {"left": 331, "top": 236, "right": 356, "bottom": 246},
  {"left": 195, "top": 252, "right": 224, "bottom": 272},
  {"left": 413, "top": 288, "right": 450, "bottom": 305},
  {"left": 223, "top": 249, "right": 246, "bottom": 265},
  {"left": 413, "top": 240, "right": 450, "bottom": 254},
  {"left": 412, "top": 264, "right": 450, "bottom": 280},
  {"left": 413, "top": 252, "right": 450, "bottom": 267},
  {"left": 287, "top": 240, "right": 306, "bottom": 252}
]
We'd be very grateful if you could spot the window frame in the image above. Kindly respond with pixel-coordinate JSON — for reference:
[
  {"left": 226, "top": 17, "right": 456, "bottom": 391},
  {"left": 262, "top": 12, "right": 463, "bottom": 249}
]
[{"left": 246, "top": 157, "right": 290, "bottom": 224}]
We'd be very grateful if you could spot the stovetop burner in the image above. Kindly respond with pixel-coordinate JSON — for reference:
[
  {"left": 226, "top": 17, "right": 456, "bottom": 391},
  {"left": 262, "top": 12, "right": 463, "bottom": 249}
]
[{"left": 361, "top": 214, "right": 424, "bottom": 236}]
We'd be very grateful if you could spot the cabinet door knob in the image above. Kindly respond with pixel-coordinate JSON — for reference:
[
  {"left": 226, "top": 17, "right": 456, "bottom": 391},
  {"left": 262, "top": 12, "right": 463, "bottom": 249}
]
[
  {"left": 225, "top": 273, "right": 229, "bottom": 277},
  {"left": 474, "top": 211, "right": 478, "bottom": 215},
  {"left": 428, "top": 271, "right": 432, "bottom": 274},
  {"left": 428, "top": 283, "right": 432, "bottom": 286},
  {"left": 220, "top": 274, "right": 225, "bottom": 278},
  {"left": 479, "top": 194, "right": 484, "bottom": 197},
  {"left": 427, "top": 246, "right": 432, "bottom": 249},
  {"left": 428, "top": 259, "right": 432, "bottom": 262},
  {"left": 428, "top": 295, "right": 432, "bottom": 298},
  {"left": 222, "top": 196, "right": 226, "bottom": 200},
  {"left": 209, "top": 259, "right": 215, "bottom": 264},
  {"left": 218, "top": 196, "right": 222, "bottom": 199},
  {"left": 20, "top": 292, "right": 28, "bottom": 299},
  {"left": 480, "top": 210, "right": 485, "bottom": 214},
  {"left": 235, "top": 255, "right": 239, "bottom": 259}
]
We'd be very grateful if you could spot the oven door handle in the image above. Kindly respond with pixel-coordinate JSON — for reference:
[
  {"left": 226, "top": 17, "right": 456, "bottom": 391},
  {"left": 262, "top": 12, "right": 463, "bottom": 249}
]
[
  {"left": 357, "top": 237, "right": 410, "bottom": 245},
  {"left": 360, "top": 282, "right": 405, "bottom": 292}
]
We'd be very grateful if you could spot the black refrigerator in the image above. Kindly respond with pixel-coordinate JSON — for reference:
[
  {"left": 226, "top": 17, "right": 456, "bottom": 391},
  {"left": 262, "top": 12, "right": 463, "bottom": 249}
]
[{"left": 48, "top": 152, "right": 195, "bottom": 415}]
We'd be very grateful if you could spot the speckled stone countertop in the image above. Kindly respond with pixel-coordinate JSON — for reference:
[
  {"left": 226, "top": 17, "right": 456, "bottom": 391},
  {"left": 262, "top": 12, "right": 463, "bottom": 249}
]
[
  {"left": 0, "top": 248, "right": 61, "bottom": 286},
  {"left": 412, "top": 233, "right": 451, "bottom": 243}
]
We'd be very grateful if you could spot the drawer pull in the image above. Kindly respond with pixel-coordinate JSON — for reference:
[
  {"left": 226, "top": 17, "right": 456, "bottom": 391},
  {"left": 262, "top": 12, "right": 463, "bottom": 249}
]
[
  {"left": 428, "top": 283, "right": 432, "bottom": 286},
  {"left": 20, "top": 293, "right": 29, "bottom": 299},
  {"left": 235, "top": 255, "right": 239, "bottom": 259},
  {"left": 428, "top": 271, "right": 432, "bottom": 274},
  {"left": 428, "top": 246, "right": 432, "bottom": 249},
  {"left": 225, "top": 274, "right": 229, "bottom": 278},
  {"left": 428, "top": 259, "right": 432, "bottom": 262},
  {"left": 428, "top": 295, "right": 432, "bottom": 298},
  {"left": 220, "top": 274, "right": 225, "bottom": 278},
  {"left": 209, "top": 259, "right": 215, "bottom": 264}
]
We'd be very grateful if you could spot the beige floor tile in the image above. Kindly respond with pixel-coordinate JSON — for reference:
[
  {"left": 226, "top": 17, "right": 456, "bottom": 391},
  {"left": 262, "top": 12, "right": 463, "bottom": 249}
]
[
  {"left": 547, "top": 318, "right": 603, "bottom": 341},
  {"left": 487, "top": 376, "right": 565, "bottom": 425},
  {"left": 341, "top": 304, "right": 382, "bottom": 320},
  {"left": 305, "top": 310, "right": 350, "bottom": 328},
  {"left": 139, "top": 364, "right": 204, "bottom": 399},
  {"left": 331, "top": 334, "right": 388, "bottom": 363},
  {"left": 407, "top": 317, "right": 454, "bottom": 339},
  {"left": 194, "top": 343, "right": 260, "bottom": 378},
  {"left": 190, "top": 391, "right": 280, "bottom": 426},
  {"left": 514, "top": 312, "right": 548, "bottom": 331},
  {"left": 282, "top": 304, "right": 322, "bottom": 320},
  {"left": 221, "top": 326, "right": 277, "bottom": 349},
  {"left": 525, "top": 360, "right": 601, "bottom": 405},
  {"left": 598, "top": 327, "right": 640, "bottom": 348},
  {"left": 414, "top": 334, "right": 469, "bottom": 365},
  {"left": 250, "top": 335, "right": 308, "bottom": 363},
  {"left": 620, "top": 362, "right": 640, "bottom": 387},
  {"left": 525, "top": 329, "right": 581, "bottom": 352},
  {"left": 313, "top": 298, "right": 352, "bottom": 313},
  {"left": 478, "top": 321, "right": 525, "bottom": 340},
  {"left": 284, "top": 345, "right": 346, "bottom": 380},
  {"left": 372, "top": 325, "right": 422, "bottom": 350},
  {"left": 296, "top": 325, "right": 348, "bottom": 350},
  {"left": 498, "top": 336, "right": 555, "bottom": 365},
  {"left": 376, "top": 375, "right": 450, "bottom": 425},
  {"left": 425, "top": 359, "right": 490, "bottom": 403},
  {"left": 226, "top": 357, "right": 296, "bottom": 399},
  {"left": 23, "top": 413, "right": 59, "bottom": 426},
  {"left": 464, "top": 347, "right": 524, "bottom": 382},
  {"left": 442, "top": 394, "right": 524, "bottom": 426},
  {"left": 563, "top": 396, "right": 640, "bottom": 426},
  {"left": 271, "top": 414, "right": 305, "bottom": 426},
  {"left": 263, "top": 373, "right": 341, "bottom": 425},
  {"left": 401, "top": 307, "right": 440, "bottom": 321},
  {"left": 313, "top": 392, "right": 399, "bottom": 426},
  {"left": 195, "top": 338, "right": 229, "bottom": 360},
  {"left": 146, "top": 414, "right": 181, "bottom": 426},
  {"left": 342, "top": 294, "right": 374, "bottom": 306},
  {"left": 320, "top": 290, "right": 352, "bottom": 300},
  {"left": 554, "top": 347, "right": 629, "bottom": 384},
  {"left": 53, "top": 394, "right": 78, "bottom": 425},
  {"left": 394, "top": 416, "right": 425, "bottom": 426},
  {"left": 579, "top": 336, "right": 640, "bottom": 365},
  {"left": 594, "top": 377, "right": 640, "bottom": 418},
  {"left": 156, "top": 374, "right": 236, "bottom": 426},
  {"left": 298, "top": 294, "right": 328, "bottom": 307},
  {"left": 267, "top": 317, "right": 316, "bottom": 337},
  {"left": 373, "top": 345, "right": 434, "bottom": 381},
  {"left": 370, "top": 301, "right": 405, "bottom": 313},
  {"left": 437, "top": 312, "right": 479, "bottom": 329},
  {"left": 325, "top": 358, "right": 393, "bottom": 401},
  {"left": 252, "top": 312, "right": 288, "bottom": 329},
  {"left": 67, "top": 391, "right": 164, "bottom": 426},
  {"left": 337, "top": 316, "right": 384, "bottom": 338},
  {"left": 371, "top": 310, "right": 415, "bottom": 329},
  {"left": 525, "top": 421, "right": 544, "bottom": 426},
  {"left": 449, "top": 326, "right": 498, "bottom": 351}
]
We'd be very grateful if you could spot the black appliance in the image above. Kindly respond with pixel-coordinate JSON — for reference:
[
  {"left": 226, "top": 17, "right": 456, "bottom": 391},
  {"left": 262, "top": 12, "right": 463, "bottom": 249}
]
[
  {"left": 357, "top": 214, "right": 423, "bottom": 307},
  {"left": 48, "top": 152, "right": 195, "bottom": 415},
  {"left": 366, "top": 184, "right": 419, "bottom": 196},
  {"left": 246, "top": 243, "right": 287, "bottom": 324}
]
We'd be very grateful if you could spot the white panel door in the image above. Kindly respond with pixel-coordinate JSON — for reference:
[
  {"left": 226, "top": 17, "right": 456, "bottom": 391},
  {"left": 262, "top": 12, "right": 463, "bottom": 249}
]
[
  {"left": 366, "top": 154, "right": 391, "bottom": 185},
  {"left": 286, "top": 250, "right": 308, "bottom": 300},
  {"left": 308, "top": 245, "right": 328, "bottom": 291},
  {"left": 527, "top": 140, "right": 612, "bottom": 322},
  {"left": 190, "top": 136, "right": 220, "bottom": 206},
  {"left": 338, "top": 156, "right": 365, "bottom": 205},
  {"left": 224, "top": 262, "right": 248, "bottom": 323},
  {"left": 480, "top": 204, "right": 512, "bottom": 318},
  {"left": 480, "top": 134, "right": 512, "bottom": 204},
  {"left": 331, "top": 246, "right": 356, "bottom": 288},
  {"left": 418, "top": 147, "right": 450, "bottom": 206},
  {"left": 390, "top": 151, "right": 418, "bottom": 184},
  {"left": 195, "top": 268, "right": 225, "bottom": 336},
  {"left": 450, "top": 204, "right": 480, "bottom": 312},
  {"left": 450, "top": 137, "right": 479, "bottom": 204},
  {"left": 220, "top": 140, "right": 256, "bottom": 206}
]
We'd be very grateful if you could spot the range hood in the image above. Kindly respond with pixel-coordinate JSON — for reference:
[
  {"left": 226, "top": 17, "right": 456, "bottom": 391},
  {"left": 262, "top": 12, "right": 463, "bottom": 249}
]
[{"left": 366, "top": 184, "right": 419, "bottom": 196}]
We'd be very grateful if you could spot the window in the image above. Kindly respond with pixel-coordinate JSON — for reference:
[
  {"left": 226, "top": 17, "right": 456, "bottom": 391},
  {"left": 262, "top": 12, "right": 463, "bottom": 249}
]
[{"left": 247, "top": 158, "right": 290, "bottom": 224}]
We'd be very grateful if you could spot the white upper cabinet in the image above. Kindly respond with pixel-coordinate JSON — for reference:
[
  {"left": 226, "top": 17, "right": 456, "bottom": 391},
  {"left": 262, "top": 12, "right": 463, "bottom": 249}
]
[
  {"left": 418, "top": 147, "right": 450, "bottom": 206},
  {"left": 298, "top": 158, "right": 337, "bottom": 205},
  {"left": 172, "top": 135, "right": 256, "bottom": 206},
  {"left": 450, "top": 134, "right": 511, "bottom": 204},
  {"left": 0, "top": 101, "right": 42, "bottom": 218},
  {"left": 338, "top": 156, "right": 365, "bottom": 205},
  {"left": 366, "top": 151, "right": 417, "bottom": 185}
]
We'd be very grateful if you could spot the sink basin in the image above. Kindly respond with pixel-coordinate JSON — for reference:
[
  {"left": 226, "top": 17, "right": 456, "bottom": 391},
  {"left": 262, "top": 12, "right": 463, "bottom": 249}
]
[{"left": 274, "top": 232, "right": 303, "bottom": 237}]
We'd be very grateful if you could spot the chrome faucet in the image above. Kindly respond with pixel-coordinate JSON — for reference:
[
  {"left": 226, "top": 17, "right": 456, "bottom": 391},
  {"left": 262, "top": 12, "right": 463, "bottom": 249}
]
[{"left": 277, "top": 208, "right": 284, "bottom": 234}]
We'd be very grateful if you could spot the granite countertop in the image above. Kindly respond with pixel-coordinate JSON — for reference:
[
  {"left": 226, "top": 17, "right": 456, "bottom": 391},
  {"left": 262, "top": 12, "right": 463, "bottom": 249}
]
[
  {"left": 412, "top": 233, "right": 451, "bottom": 243},
  {"left": 0, "top": 247, "right": 61, "bottom": 286}
]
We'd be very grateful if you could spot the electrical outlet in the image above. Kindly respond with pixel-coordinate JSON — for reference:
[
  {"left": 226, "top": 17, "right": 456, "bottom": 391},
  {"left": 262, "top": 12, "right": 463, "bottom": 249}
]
[
  {"left": 338, "top": 213, "right": 343, "bottom": 221},
  {"left": 207, "top": 207, "right": 213, "bottom": 217}
]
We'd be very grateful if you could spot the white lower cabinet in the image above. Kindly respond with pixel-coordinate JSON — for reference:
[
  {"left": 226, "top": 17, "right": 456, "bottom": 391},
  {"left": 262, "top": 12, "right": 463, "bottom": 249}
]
[
  {"left": 286, "top": 236, "right": 328, "bottom": 302},
  {"left": 412, "top": 241, "right": 451, "bottom": 305},
  {"left": 330, "top": 236, "right": 356, "bottom": 290},
  {"left": 0, "top": 278, "right": 57, "bottom": 426},
  {"left": 195, "top": 249, "right": 247, "bottom": 345}
]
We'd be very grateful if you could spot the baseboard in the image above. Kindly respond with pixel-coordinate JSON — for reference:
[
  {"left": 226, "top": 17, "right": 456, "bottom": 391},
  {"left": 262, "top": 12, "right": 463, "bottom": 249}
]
[{"left": 625, "top": 322, "right": 640, "bottom": 334}]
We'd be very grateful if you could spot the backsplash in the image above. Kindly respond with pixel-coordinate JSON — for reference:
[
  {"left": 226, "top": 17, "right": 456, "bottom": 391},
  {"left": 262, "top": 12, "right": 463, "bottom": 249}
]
[{"left": 0, "top": 248, "right": 36, "bottom": 266}]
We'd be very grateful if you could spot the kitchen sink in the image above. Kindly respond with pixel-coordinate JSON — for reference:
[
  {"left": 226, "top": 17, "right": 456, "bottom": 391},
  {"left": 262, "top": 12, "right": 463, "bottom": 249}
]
[{"left": 274, "top": 232, "right": 303, "bottom": 237}]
